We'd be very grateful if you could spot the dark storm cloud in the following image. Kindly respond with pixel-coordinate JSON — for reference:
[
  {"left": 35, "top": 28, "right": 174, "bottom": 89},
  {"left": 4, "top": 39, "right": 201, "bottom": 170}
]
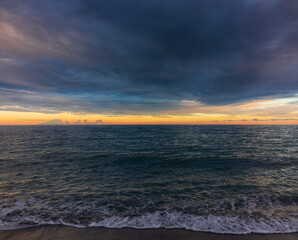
[{"left": 0, "top": 0, "right": 297, "bottom": 113}]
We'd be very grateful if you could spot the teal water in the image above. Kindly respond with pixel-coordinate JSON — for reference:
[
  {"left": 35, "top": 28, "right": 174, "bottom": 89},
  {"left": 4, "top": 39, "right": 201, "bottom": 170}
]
[{"left": 0, "top": 125, "right": 297, "bottom": 233}]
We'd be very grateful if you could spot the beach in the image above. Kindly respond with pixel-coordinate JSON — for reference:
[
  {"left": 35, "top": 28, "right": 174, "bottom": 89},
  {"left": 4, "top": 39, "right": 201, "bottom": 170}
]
[{"left": 1, "top": 226, "right": 298, "bottom": 240}]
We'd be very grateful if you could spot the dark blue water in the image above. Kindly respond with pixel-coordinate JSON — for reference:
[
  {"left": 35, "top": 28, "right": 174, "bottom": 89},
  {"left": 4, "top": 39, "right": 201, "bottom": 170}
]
[{"left": 0, "top": 125, "right": 297, "bottom": 234}]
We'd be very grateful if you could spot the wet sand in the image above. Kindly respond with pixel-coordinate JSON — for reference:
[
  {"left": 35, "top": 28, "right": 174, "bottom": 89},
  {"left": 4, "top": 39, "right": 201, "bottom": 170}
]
[{"left": 0, "top": 226, "right": 297, "bottom": 240}]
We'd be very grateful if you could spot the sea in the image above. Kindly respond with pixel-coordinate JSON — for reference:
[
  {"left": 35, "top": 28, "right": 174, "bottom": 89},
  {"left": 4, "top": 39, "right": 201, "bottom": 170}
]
[{"left": 0, "top": 125, "right": 297, "bottom": 234}]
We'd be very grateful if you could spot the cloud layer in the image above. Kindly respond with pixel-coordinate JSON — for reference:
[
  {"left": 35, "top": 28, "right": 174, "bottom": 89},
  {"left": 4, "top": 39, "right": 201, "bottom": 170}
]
[{"left": 0, "top": 0, "right": 298, "bottom": 114}]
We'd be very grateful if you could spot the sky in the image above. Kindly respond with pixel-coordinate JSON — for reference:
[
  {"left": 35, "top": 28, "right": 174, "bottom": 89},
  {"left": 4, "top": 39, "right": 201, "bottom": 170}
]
[{"left": 0, "top": 0, "right": 297, "bottom": 125}]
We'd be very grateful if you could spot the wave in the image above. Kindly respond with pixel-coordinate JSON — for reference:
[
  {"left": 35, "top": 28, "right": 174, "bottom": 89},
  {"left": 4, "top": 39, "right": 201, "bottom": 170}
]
[
  {"left": 0, "top": 210, "right": 297, "bottom": 234},
  {"left": 0, "top": 195, "right": 297, "bottom": 234}
]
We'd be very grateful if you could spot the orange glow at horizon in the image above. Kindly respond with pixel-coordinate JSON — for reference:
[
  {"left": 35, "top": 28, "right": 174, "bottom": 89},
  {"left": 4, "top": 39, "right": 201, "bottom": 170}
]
[
  {"left": 0, "top": 111, "right": 297, "bottom": 125},
  {"left": 0, "top": 97, "right": 297, "bottom": 125}
]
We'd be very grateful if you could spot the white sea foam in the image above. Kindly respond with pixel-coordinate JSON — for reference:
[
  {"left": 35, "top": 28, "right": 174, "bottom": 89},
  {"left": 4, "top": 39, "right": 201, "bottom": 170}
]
[
  {"left": 0, "top": 209, "right": 297, "bottom": 234},
  {"left": 0, "top": 196, "right": 297, "bottom": 234},
  {"left": 88, "top": 211, "right": 298, "bottom": 234}
]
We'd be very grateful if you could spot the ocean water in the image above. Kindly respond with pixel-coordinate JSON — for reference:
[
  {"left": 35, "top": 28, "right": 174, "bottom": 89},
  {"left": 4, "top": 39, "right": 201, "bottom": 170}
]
[{"left": 0, "top": 125, "right": 297, "bottom": 234}]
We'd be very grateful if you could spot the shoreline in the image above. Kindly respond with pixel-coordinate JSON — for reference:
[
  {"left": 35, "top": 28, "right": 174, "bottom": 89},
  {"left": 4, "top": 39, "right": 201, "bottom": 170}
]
[{"left": 1, "top": 226, "right": 297, "bottom": 240}]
